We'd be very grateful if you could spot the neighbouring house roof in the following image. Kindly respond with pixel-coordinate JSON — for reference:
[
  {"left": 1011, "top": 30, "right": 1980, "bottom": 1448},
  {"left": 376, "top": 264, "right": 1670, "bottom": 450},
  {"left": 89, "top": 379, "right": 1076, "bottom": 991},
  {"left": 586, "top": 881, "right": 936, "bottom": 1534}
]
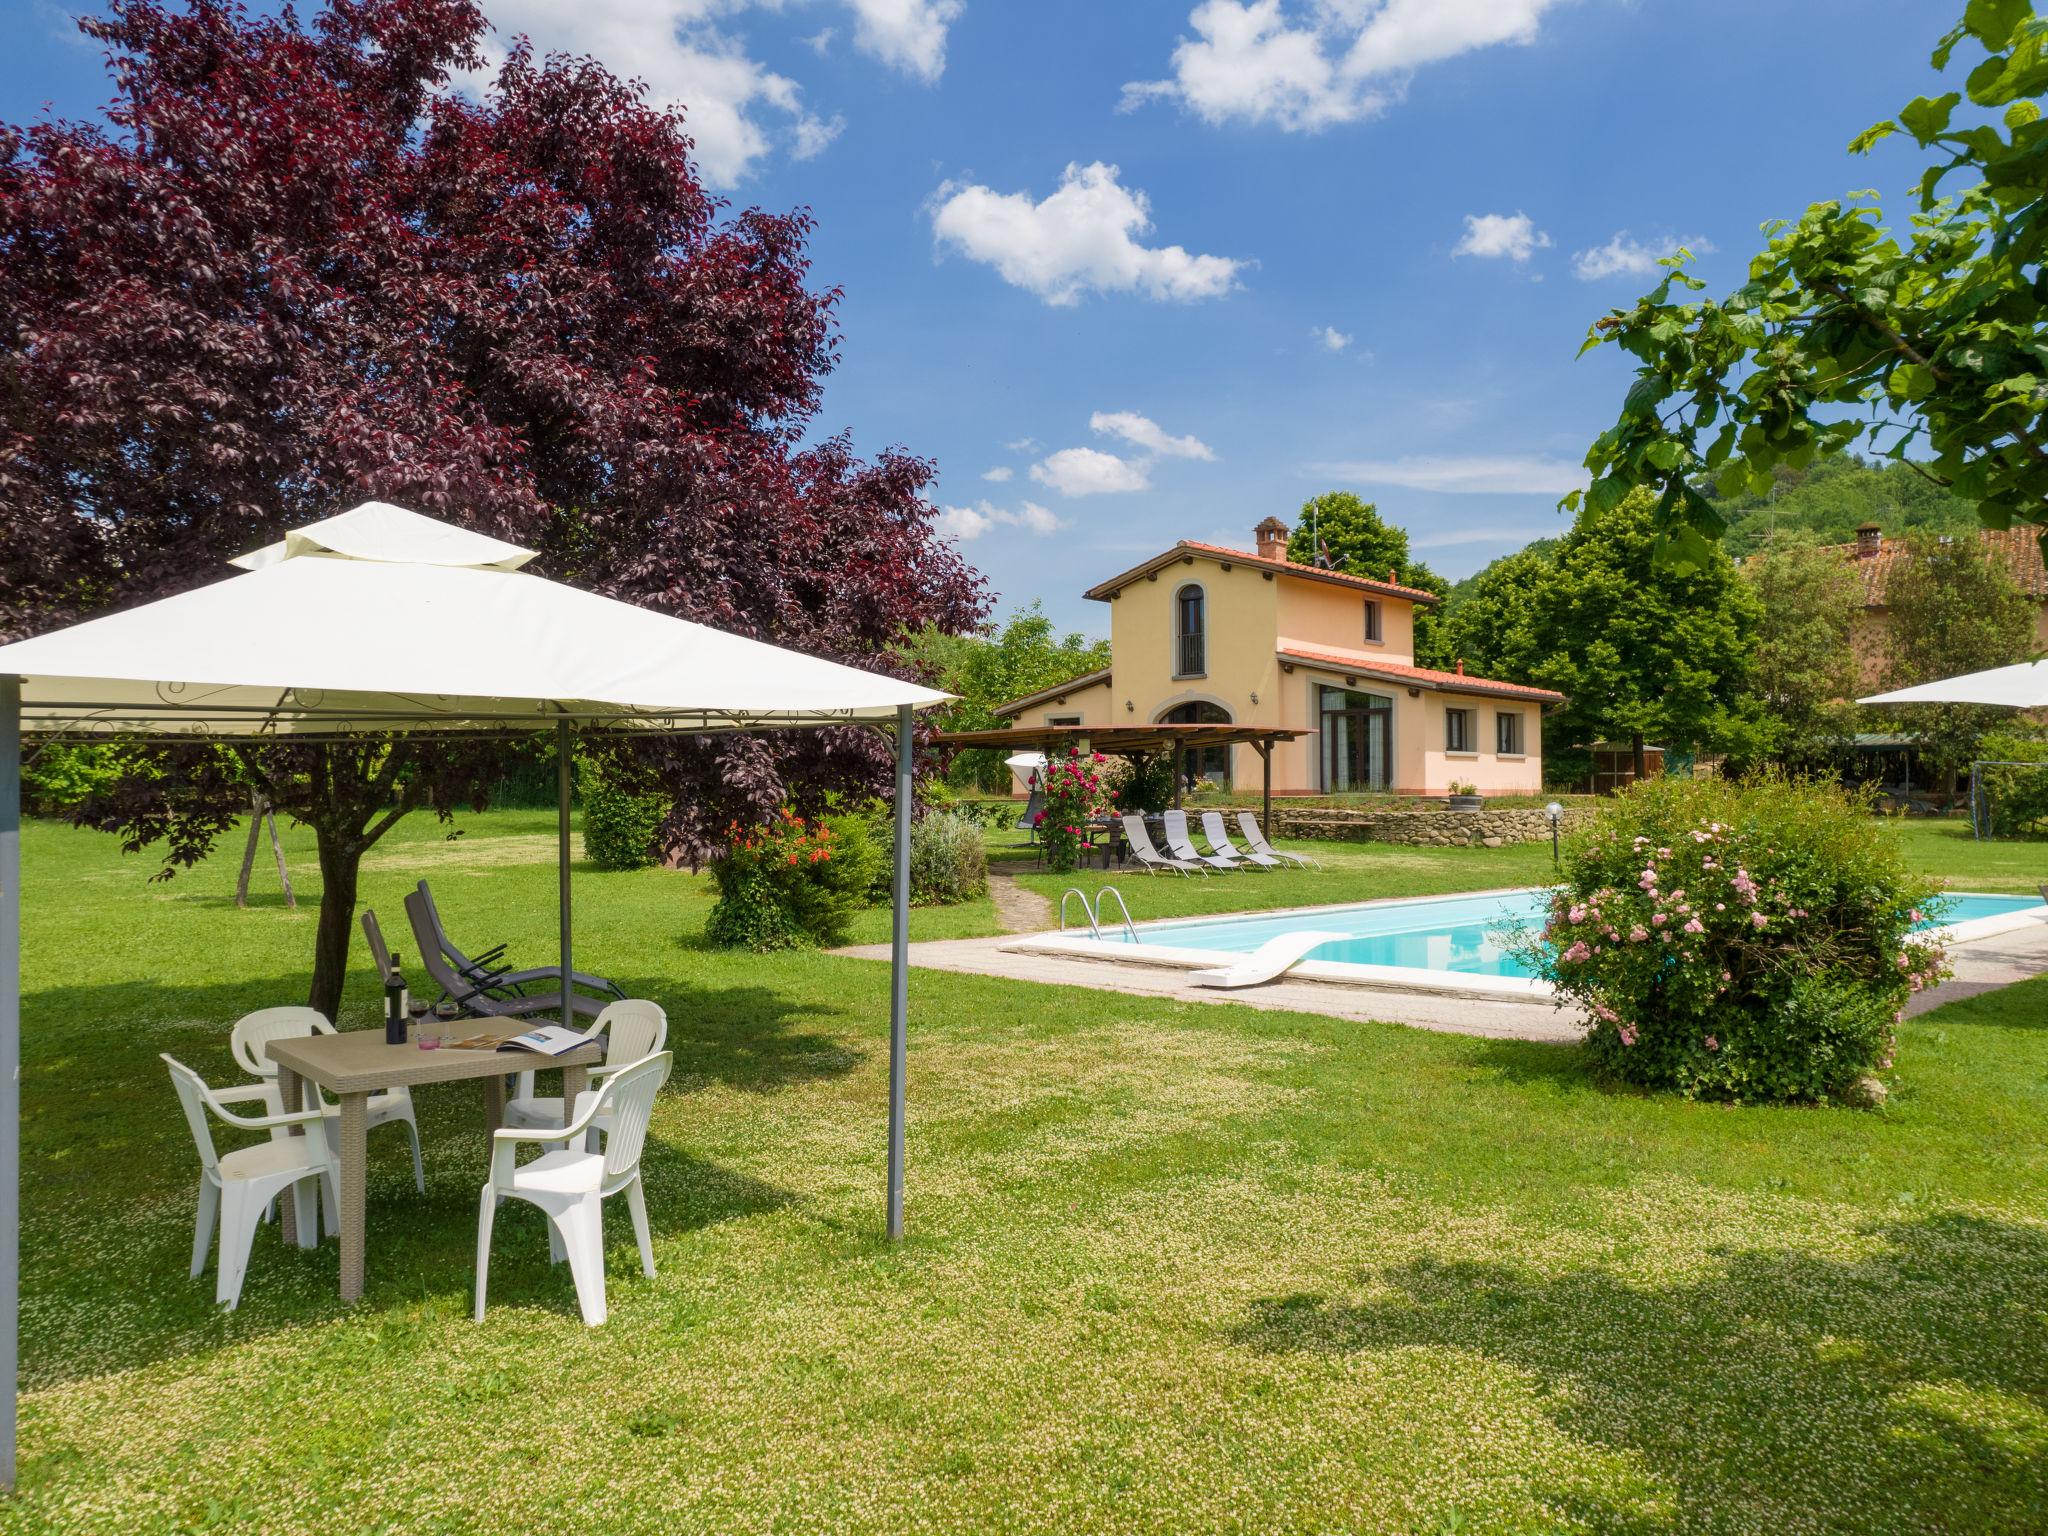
[
  {"left": 1275, "top": 644, "right": 1565, "bottom": 703},
  {"left": 991, "top": 666, "right": 1113, "bottom": 718},
  {"left": 1083, "top": 541, "right": 1441, "bottom": 604},
  {"left": 1821, "top": 526, "right": 2048, "bottom": 604}
]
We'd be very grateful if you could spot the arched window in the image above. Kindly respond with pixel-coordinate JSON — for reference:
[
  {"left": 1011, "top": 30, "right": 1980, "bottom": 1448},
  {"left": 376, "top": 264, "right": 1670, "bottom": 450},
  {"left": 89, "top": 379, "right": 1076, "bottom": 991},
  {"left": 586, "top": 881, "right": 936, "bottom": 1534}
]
[{"left": 1174, "top": 584, "right": 1206, "bottom": 677}]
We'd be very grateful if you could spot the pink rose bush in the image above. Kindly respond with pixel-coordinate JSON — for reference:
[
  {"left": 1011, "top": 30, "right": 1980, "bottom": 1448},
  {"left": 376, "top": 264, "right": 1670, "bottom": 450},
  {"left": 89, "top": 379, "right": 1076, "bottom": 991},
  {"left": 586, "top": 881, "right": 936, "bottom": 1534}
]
[
  {"left": 1521, "top": 776, "right": 1947, "bottom": 1103},
  {"left": 1035, "top": 746, "right": 1114, "bottom": 873}
]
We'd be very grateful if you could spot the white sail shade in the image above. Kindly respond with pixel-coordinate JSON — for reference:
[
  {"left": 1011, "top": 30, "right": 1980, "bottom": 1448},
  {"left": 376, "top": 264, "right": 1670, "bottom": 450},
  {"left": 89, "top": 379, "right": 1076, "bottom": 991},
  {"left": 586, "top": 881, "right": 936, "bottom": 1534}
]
[{"left": 1860, "top": 660, "right": 2048, "bottom": 710}]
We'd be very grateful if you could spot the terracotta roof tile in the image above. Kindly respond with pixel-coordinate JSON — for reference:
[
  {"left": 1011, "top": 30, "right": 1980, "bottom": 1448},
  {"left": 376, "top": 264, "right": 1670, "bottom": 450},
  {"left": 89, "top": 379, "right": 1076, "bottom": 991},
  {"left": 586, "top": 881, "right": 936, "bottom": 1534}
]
[
  {"left": 1276, "top": 644, "right": 1564, "bottom": 702},
  {"left": 1819, "top": 527, "right": 2048, "bottom": 604},
  {"left": 1083, "top": 541, "right": 1440, "bottom": 603}
]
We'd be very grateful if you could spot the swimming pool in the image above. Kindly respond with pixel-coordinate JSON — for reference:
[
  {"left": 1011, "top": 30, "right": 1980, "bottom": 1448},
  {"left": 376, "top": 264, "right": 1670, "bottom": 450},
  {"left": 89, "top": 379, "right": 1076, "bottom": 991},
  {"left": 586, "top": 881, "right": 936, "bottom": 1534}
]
[
  {"left": 1006, "top": 886, "right": 2048, "bottom": 998},
  {"left": 1102, "top": 889, "right": 2046, "bottom": 981}
]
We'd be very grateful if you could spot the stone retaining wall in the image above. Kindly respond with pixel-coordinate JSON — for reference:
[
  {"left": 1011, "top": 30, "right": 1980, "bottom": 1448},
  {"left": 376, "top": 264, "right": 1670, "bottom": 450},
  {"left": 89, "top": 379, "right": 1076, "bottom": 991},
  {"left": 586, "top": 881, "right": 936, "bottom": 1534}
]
[{"left": 1274, "top": 805, "right": 1597, "bottom": 847}]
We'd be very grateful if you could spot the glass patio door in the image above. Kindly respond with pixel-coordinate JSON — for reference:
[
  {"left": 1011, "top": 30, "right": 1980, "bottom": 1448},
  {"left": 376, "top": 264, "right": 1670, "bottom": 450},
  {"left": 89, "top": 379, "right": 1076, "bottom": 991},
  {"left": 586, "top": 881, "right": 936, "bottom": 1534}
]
[{"left": 1320, "top": 686, "right": 1392, "bottom": 791}]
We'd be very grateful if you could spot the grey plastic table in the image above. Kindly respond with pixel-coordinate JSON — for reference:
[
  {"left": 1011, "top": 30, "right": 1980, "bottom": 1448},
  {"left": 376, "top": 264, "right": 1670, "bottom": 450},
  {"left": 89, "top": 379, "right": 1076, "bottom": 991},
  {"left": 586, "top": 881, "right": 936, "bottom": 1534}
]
[{"left": 266, "top": 1030, "right": 601, "bottom": 1302}]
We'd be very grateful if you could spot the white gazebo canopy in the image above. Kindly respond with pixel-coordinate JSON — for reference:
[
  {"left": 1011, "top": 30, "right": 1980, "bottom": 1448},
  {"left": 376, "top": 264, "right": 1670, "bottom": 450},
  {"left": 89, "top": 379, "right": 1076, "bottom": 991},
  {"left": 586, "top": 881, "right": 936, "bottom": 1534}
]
[
  {"left": 0, "top": 502, "right": 942, "bottom": 1484},
  {"left": 1860, "top": 659, "right": 2048, "bottom": 710},
  {"left": 0, "top": 500, "right": 946, "bottom": 736}
]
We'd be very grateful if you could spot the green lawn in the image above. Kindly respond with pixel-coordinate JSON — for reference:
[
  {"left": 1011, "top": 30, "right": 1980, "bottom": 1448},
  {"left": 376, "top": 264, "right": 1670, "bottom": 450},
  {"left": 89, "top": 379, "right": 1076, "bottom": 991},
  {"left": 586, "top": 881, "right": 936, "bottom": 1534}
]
[{"left": 5, "top": 810, "right": 2047, "bottom": 1533}]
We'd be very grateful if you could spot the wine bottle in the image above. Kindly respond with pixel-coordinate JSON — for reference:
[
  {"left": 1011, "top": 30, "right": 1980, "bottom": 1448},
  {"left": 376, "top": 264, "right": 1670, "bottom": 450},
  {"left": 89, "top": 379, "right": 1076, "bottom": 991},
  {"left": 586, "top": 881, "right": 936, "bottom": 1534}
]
[{"left": 384, "top": 951, "right": 407, "bottom": 1045}]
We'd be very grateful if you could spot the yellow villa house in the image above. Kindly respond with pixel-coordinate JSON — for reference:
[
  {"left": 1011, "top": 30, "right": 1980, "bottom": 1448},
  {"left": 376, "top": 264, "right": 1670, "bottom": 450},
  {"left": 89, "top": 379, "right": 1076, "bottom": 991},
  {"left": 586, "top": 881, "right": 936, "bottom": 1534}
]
[{"left": 995, "top": 517, "right": 1562, "bottom": 797}]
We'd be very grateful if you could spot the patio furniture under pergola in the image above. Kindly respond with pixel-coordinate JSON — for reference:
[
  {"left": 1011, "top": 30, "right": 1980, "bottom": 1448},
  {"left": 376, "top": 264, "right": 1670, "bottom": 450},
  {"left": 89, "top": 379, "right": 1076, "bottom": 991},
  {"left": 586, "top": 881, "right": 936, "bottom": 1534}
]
[
  {"left": 936, "top": 723, "right": 1313, "bottom": 828},
  {"left": 0, "top": 501, "right": 947, "bottom": 1485}
]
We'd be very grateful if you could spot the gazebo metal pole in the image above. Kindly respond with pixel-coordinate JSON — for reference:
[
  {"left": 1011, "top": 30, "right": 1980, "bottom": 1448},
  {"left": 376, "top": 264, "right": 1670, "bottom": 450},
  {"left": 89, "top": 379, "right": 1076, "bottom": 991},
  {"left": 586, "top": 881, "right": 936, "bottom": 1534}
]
[
  {"left": 556, "top": 719, "right": 573, "bottom": 1028},
  {"left": 887, "top": 703, "right": 912, "bottom": 1241},
  {"left": 0, "top": 677, "right": 17, "bottom": 1491}
]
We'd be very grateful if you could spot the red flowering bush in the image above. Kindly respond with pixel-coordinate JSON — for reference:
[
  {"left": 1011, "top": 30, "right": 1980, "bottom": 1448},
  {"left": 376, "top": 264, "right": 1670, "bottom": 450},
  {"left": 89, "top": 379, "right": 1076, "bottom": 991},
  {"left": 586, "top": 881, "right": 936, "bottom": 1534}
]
[
  {"left": 1524, "top": 776, "right": 1947, "bottom": 1103},
  {"left": 706, "top": 811, "right": 883, "bottom": 950},
  {"left": 1036, "top": 747, "right": 1113, "bottom": 873}
]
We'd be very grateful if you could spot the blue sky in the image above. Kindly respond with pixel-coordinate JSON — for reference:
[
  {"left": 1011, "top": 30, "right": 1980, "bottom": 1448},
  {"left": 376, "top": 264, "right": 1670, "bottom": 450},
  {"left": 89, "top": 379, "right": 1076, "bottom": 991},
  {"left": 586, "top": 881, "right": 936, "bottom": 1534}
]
[{"left": 4, "top": 0, "right": 1962, "bottom": 635}]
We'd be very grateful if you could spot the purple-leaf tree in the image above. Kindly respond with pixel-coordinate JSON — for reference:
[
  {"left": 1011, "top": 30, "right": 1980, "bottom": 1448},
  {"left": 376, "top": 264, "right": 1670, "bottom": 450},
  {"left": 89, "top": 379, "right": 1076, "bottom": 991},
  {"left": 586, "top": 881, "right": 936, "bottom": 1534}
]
[{"left": 0, "top": 0, "right": 985, "bottom": 1017}]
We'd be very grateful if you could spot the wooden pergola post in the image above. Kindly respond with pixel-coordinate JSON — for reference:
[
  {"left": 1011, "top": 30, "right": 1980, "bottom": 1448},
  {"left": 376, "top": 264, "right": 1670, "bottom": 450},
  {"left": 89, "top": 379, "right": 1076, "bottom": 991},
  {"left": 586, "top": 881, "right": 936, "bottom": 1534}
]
[{"left": 1254, "top": 738, "right": 1273, "bottom": 830}]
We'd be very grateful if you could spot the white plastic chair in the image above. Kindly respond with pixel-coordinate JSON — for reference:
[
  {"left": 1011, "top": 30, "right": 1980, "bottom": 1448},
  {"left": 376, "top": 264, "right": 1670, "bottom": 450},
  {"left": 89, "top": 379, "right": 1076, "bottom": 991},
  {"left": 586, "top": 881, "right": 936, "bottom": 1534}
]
[
  {"left": 474, "top": 1051, "right": 672, "bottom": 1327},
  {"left": 229, "top": 1006, "right": 423, "bottom": 1194},
  {"left": 163, "top": 1053, "right": 338, "bottom": 1310},
  {"left": 502, "top": 999, "right": 667, "bottom": 1144}
]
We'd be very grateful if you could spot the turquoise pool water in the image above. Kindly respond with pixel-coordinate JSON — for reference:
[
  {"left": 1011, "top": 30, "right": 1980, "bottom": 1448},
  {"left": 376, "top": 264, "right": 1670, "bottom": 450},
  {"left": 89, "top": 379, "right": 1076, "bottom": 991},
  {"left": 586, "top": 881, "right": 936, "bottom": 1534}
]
[{"left": 1112, "top": 890, "right": 2045, "bottom": 980}]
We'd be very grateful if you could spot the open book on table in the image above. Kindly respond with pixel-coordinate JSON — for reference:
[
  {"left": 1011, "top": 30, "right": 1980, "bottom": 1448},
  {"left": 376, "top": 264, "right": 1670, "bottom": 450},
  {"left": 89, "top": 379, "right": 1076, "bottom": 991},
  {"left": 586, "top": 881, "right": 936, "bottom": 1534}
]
[{"left": 448, "top": 1024, "right": 598, "bottom": 1056}]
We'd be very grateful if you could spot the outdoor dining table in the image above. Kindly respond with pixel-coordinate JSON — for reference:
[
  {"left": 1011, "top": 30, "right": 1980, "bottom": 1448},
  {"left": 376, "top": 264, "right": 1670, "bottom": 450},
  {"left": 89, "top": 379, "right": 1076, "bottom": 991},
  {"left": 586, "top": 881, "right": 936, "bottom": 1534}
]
[{"left": 266, "top": 1030, "right": 602, "bottom": 1303}]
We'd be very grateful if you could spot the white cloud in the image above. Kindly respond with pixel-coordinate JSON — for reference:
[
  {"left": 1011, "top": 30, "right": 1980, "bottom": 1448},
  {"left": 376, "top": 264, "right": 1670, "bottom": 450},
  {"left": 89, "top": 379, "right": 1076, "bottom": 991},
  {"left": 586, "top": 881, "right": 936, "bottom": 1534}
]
[
  {"left": 1123, "top": 0, "right": 1561, "bottom": 131},
  {"left": 1308, "top": 454, "right": 1584, "bottom": 494},
  {"left": 791, "top": 112, "right": 846, "bottom": 159},
  {"left": 1572, "top": 231, "right": 1714, "bottom": 281},
  {"left": 1312, "top": 324, "right": 1352, "bottom": 352},
  {"left": 1031, "top": 447, "right": 1152, "bottom": 497},
  {"left": 843, "top": 0, "right": 962, "bottom": 82},
  {"left": 1090, "top": 411, "right": 1215, "bottom": 461},
  {"left": 1453, "top": 212, "right": 1550, "bottom": 263},
  {"left": 478, "top": 1, "right": 802, "bottom": 187},
  {"left": 929, "top": 162, "right": 1245, "bottom": 306},
  {"left": 475, "top": 0, "right": 957, "bottom": 189},
  {"left": 1006, "top": 437, "right": 1042, "bottom": 453},
  {"left": 804, "top": 25, "right": 836, "bottom": 55},
  {"left": 1409, "top": 524, "right": 1546, "bottom": 549},
  {"left": 936, "top": 499, "right": 1063, "bottom": 541},
  {"left": 981, "top": 466, "right": 1014, "bottom": 482}
]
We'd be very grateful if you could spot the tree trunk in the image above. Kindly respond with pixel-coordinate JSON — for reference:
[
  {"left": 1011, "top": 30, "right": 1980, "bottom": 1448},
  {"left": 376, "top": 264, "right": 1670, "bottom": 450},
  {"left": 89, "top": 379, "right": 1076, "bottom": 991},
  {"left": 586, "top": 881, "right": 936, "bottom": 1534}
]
[
  {"left": 308, "top": 824, "right": 362, "bottom": 1022},
  {"left": 1631, "top": 733, "right": 1647, "bottom": 784}
]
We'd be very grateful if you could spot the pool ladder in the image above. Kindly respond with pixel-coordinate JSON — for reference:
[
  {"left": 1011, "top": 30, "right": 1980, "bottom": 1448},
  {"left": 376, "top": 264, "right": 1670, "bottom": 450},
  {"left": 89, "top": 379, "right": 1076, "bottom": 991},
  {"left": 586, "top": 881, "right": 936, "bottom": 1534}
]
[{"left": 1059, "top": 886, "right": 1137, "bottom": 942}]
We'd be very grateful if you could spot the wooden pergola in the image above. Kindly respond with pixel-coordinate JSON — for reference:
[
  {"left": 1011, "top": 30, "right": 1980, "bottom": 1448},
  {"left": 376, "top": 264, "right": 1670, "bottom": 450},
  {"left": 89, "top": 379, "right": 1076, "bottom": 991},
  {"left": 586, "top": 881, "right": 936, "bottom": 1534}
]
[{"left": 935, "top": 723, "right": 1313, "bottom": 826}]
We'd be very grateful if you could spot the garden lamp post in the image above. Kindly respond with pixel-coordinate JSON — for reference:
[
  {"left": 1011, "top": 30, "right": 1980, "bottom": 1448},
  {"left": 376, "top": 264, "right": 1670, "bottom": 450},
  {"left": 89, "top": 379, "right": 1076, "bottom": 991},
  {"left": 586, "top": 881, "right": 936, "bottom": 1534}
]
[{"left": 1546, "top": 800, "right": 1563, "bottom": 865}]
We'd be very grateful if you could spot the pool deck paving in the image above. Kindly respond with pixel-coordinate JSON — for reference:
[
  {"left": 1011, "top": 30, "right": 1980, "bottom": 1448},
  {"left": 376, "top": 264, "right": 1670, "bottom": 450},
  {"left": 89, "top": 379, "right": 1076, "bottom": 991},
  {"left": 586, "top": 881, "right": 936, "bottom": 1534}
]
[{"left": 835, "top": 917, "right": 2048, "bottom": 1045}]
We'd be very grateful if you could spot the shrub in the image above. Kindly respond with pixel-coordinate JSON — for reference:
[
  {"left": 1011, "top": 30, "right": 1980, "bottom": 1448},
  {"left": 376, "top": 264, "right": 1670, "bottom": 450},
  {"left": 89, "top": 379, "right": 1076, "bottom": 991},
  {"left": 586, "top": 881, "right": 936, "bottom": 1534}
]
[
  {"left": 1036, "top": 746, "right": 1112, "bottom": 873},
  {"left": 704, "top": 811, "right": 883, "bottom": 950},
  {"left": 577, "top": 760, "right": 667, "bottom": 871},
  {"left": 1105, "top": 754, "right": 1176, "bottom": 816},
  {"left": 1977, "top": 730, "right": 2048, "bottom": 838},
  {"left": 22, "top": 743, "right": 122, "bottom": 815},
  {"left": 909, "top": 811, "right": 988, "bottom": 905},
  {"left": 1523, "top": 775, "right": 1946, "bottom": 1104}
]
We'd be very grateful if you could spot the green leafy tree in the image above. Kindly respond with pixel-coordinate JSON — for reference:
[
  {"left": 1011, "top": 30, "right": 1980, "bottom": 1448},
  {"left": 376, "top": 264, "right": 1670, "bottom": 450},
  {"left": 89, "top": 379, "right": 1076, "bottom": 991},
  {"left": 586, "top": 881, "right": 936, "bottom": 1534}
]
[
  {"left": 1501, "top": 491, "right": 1767, "bottom": 784},
  {"left": 1284, "top": 492, "right": 1452, "bottom": 667},
  {"left": 1441, "top": 544, "right": 1558, "bottom": 680},
  {"left": 1742, "top": 538, "right": 1864, "bottom": 769},
  {"left": 1575, "top": 3, "right": 2048, "bottom": 567},
  {"left": 1878, "top": 532, "right": 2038, "bottom": 789},
  {"left": 911, "top": 603, "right": 1112, "bottom": 791}
]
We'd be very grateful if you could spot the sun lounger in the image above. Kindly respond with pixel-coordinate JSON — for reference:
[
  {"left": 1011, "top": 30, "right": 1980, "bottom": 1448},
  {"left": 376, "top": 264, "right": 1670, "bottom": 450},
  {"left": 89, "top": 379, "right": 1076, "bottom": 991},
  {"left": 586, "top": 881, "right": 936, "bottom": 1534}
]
[
  {"left": 1203, "top": 811, "right": 1284, "bottom": 869},
  {"left": 415, "top": 880, "right": 624, "bottom": 1002},
  {"left": 402, "top": 889, "right": 608, "bottom": 1021},
  {"left": 1190, "top": 931, "right": 1348, "bottom": 988},
  {"left": 1163, "top": 809, "right": 1246, "bottom": 871},
  {"left": 1237, "top": 811, "right": 1318, "bottom": 869},
  {"left": 1121, "top": 814, "right": 1206, "bottom": 875}
]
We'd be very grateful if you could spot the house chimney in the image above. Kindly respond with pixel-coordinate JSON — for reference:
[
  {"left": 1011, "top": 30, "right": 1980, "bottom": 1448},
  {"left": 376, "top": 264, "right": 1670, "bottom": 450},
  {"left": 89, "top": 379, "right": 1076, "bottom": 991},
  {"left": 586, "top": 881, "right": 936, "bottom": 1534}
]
[
  {"left": 1254, "top": 516, "right": 1289, "bottom": 562},
  {"left": 1854, "top": 522, "right": 1882, "bottom": 559},
  {"left": 1456, "top": 658, "right": 1465, "bottom": 676}
]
